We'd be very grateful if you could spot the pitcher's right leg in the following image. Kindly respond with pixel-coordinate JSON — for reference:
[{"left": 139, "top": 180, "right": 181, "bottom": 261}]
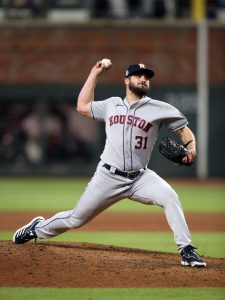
[{"left": 34, "top": 163, "right": 127, "bottom": 239}]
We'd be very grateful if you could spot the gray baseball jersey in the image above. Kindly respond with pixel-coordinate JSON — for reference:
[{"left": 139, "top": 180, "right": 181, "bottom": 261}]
[
  {"left": 35, "top": 96, "right": 192, "bottom": 250},
  {"left": 91, "top": 96, "right": 188, "bottom": 171}
]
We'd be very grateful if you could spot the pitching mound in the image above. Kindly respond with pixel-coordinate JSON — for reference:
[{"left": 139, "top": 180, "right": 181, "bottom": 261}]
[{"left": 0, "top": 241, "right": 224, "bottom": 288}]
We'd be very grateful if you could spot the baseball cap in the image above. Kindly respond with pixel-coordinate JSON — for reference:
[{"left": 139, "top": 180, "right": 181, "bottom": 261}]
[{"left": 125, "top": 63, "right": 155, "bottom": 78}]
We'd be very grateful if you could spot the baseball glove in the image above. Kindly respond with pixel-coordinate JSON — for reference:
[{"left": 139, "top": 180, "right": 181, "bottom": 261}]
[{"left": 159, "top": 137, "right": 193, "bottom": 166}]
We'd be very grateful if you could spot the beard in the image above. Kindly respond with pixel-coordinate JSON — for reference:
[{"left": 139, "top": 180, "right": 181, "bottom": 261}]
[{"left": 128, "top": 80, "right": 150, "bottom": 97}]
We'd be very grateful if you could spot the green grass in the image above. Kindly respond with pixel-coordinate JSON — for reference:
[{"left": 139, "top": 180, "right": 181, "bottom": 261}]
[
  {"left": 0, "top": 287, "right": 225, "bottom": 300},
  {"left": 1, "top": 179, "right": 224, "bottom": 299},
  {"left": 2, "top": 231, "right": 225, "bottom": 258},
  {"left": 0, "top": 178, "right": 86, "bottom": 212},
  {"left": 0, "top": 178, "right": 224, "bottom": 212}
]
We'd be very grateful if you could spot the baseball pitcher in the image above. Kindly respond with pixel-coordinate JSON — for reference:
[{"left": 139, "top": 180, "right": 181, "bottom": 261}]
[{"left": 13, "top": 59, "right": 206, "bottom": 267}]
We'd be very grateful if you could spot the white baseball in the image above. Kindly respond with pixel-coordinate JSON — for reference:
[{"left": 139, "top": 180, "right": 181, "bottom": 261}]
[{"left": 101, "top": 58, "right": 111, "bottom": 69}]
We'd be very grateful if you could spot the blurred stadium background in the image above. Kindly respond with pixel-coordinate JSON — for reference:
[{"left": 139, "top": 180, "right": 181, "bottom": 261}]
[{"left": 0, "top": 0, "right": 224, "bottom": 178}]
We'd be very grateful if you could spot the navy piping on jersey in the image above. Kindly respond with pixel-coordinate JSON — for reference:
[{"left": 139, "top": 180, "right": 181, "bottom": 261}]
[
  {"left": 90, "top": 102, "right": 95, "bottom": 120},
  {"left": 130, "top": 108, "right": 135, "bottom": 171},
  {"left": 122, "top": 99, "right": 129, "bottom": 171},
  {"left": 130, "top": 99, "right": 151, "bottom": 171}
]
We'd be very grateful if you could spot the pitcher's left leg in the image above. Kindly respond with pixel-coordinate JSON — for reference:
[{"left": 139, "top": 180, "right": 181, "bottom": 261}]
[{"left": 128, "top": 169, "right": 191, "bottom": 249}]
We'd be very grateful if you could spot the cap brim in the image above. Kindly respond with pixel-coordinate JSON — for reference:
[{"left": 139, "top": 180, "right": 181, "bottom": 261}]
[{"left": 126, "top": 69, "right": 155, "bottom": 78}]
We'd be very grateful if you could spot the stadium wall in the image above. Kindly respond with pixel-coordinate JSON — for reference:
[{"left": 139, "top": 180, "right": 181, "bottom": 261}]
[{"left": 0, "top": 22, "right": 224, "bottom": 177}]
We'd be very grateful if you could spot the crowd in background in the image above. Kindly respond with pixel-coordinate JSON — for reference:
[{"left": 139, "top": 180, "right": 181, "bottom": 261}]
[
  {"left": 1, "top": 0, "right": 225, "bottom": 20},
  {"left": 91, "top": 0, "right": 225, "bottom": 19},
  {"left": 0, "top": 101, "right": 98, "bottom": 167}
]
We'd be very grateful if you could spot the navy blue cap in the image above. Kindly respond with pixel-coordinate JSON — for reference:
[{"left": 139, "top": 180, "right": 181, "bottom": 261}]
[{"left": 125, "top": 64, "right": 154, "bottom": 78}]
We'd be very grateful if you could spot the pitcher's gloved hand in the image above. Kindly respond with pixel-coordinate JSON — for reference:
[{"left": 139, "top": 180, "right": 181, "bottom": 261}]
[{"left": 159, "top": 137, "right": 194, "bottom": 166}]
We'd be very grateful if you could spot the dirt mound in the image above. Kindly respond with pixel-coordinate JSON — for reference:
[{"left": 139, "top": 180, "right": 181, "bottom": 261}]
[{"left": 0, "top": 241, "right": 224, "bottom": 288}]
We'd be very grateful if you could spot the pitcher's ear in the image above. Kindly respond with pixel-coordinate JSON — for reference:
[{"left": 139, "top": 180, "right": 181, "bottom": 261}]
[{"left": 124, "top": 77, "right": 129, "bottom": 85}]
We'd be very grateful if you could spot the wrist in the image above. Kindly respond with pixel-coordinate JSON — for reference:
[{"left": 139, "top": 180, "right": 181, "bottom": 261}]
[
  {"left": 184, "top": 140, "right": 196, "bottom": 157},
  {"left": 187, "top": 149, "right": 196, "bottom": 161}
]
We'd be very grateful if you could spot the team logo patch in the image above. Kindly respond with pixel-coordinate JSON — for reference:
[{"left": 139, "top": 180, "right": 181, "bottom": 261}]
[{"left": 139, "top": 64, "right": 145, "bottom": 69}]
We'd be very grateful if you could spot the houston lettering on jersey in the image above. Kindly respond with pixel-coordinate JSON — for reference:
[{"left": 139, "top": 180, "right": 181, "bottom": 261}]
[{"left": 109, "top": 115, "right": 152, "bottom": 132}]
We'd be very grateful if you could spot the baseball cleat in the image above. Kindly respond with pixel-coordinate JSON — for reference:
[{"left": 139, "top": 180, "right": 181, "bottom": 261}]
[
  {"left": 180, "top": 245, "right": 206, "bottom": 267},
  {"left": 13, "top": 216, "right": 45, "bottom": 244}
]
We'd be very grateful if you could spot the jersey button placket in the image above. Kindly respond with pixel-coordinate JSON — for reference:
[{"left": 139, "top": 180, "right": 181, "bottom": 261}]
[{"left": 124, "top": 109, "right": 132, "bottom": 171}]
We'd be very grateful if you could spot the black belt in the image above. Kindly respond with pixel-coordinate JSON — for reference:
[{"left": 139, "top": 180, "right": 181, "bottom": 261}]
[{"left": 103, "top": 163, "right": 142, "bottom": 180}]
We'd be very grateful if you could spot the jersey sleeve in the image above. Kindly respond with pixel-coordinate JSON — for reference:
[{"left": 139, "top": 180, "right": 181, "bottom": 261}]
[
  {"left": 163, "top": 104, "right": 188, "bottom": 131},
  {"left": 90, "top": 99, "right": 110, "bottom": 121}
]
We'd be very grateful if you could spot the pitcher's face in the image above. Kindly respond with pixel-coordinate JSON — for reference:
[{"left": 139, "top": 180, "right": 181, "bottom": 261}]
[{"left": 126, "top": 74, "right": 150, "bottom": 97}]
